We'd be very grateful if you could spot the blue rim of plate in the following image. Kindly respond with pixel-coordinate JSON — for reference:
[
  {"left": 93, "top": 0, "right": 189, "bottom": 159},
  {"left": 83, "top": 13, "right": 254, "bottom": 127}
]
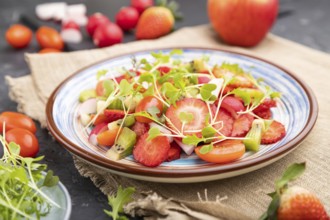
[{"left": 46, "top": 47, "right": 318, "bottom": 179}]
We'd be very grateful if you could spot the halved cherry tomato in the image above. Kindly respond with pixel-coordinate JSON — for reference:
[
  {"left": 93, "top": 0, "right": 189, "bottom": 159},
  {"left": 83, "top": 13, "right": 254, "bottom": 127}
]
[
  {"left": 195, "top": 140, "right": 245, "bottom": 164},
  {"left": 5, "top": 24, "right": 32, "bottom": 49},
  {"left": 0, "top": 112, "right": 37, "bottom": 134},
  {"left": 135, "top": 96, "right": 164, "bottom": 123},
  {"left": 5, "top": 128, "right": 39, "bottom": 157},
  {"left": 36, "top": 26, "right": 64, "bottom": 50},
  {"left": 97, "top": 127, "right": 120, "bottom": 146}
]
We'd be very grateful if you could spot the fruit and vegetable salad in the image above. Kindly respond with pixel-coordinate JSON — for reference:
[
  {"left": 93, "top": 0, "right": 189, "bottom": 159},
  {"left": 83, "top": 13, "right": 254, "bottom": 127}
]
[{"left": 78, "top": 50, "right": 286, "bottom": 167}]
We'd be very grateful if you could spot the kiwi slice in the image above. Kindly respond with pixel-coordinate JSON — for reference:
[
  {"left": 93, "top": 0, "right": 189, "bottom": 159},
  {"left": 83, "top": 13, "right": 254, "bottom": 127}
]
[
  {"left": 243, "top": 119, "right": 264, "bottom": 152},
  {"left": 193, "top": 59, "right": 208, "bottom": 72},
  {"left": 116, "top": 115, "right": 136, "bottom": 127},
  {"left": 106, "top": 127, "right": 137, "bottom": 161},
  {"left": 107, "top": 98, "right": 124, "bottom": 110},
  {"left": 79, "top": 89, "right": 96, "bottom": 102}
]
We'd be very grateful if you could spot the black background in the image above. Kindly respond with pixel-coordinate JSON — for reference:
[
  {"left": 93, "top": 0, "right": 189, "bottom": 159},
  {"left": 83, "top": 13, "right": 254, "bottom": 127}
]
[{"left": 0, "top": 0, "right": 329, "bottom": 219}]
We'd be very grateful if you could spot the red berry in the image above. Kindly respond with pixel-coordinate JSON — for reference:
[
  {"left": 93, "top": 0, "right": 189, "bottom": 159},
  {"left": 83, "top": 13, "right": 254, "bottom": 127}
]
[
  {"left": 167, "top": 141, "right": 181, "bottom": 162},
  {"left": 131, "top": 121, "right": 150, "bottom": 138},
  {"left": 261, "top": 120, "right": 286, "bottom": 144},
  {"left": 157, "top": 66, "right": 171, "bottom": 75},
  {"left": 116, "top": 7, "right": 139, "bottom": 31},
  {"left": 212, "top": 108, "right": 234, "bottom": 137},
  {"left": 255, "top": 108, "right": 272, "bottom": 119},
  {"left": 93, "top": 23, "right": 123, "bottom": 48},
  {"left": 130, "top": 0, "right": 153, "bottom": 14},
  {"left": 133, "top": 133, "right": 170, "bottom": 167},
  {"left": 165, "top": 98, "right": 209, "bottom": 136},
  {"left": 277, "top": 186, "right": 329, "bottom": 220},
  {"left": 198, "top": 76, "right": 211, "bottom": 84},
  {"left": 219, "top": 96, "right": 245, "bottom": 118},
  {"left": 232, "top": 114, "right": 254, "bottom": 137},
  {"left": 103, "top": 109, "right": 125, "bottom": 123},
  {"left": 254, "top": 98, "right": 277, "bottom": 113},
  {"left": 86, "top": 13, "right": 110, "bottom": 37}
]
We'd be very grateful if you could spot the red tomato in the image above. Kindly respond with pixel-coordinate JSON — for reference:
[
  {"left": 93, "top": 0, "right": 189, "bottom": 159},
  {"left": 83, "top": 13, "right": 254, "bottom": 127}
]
[
  {"left": 39, "top": 48, "right": 61, "bottom": 54},
  {"left": 36, "top": 26, "right": 64, "bottom": 50},
  {"left": 195, "top": 140, "right": 245, "bottom": 164},
  {"left": 93, "top": 23, "right": 123, "bottom": 48},
  {"left": 116, "top": 7, "right": 140, "bottom": 31},
  {"left": 5, "top": 128, "right": 39, "bottom": 157},
  {"left": 5, "top": 24, "right": 32, "bottom": 49},
  {"left": 135, "top": 96, "right": 164, "bottom": 123},
  {"left": 0, "top": 112, "right": 37, "bottom": 134}
]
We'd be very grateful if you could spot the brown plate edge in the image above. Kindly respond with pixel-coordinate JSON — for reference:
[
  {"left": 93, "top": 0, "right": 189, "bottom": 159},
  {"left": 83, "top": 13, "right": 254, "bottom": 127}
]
[{"left": 45, "top": 47, "right": 319, "bottom": 178}]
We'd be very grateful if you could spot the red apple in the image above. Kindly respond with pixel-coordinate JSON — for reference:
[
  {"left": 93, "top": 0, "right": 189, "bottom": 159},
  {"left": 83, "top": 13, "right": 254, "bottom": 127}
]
[{"left": 208, "top": 0, "right": 278, "bottom": 47}]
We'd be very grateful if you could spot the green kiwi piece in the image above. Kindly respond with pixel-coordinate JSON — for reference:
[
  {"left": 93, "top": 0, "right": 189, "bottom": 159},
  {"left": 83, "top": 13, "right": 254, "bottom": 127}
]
[{"left": 79, "top": 89, "right": 96, "bottom": 102}]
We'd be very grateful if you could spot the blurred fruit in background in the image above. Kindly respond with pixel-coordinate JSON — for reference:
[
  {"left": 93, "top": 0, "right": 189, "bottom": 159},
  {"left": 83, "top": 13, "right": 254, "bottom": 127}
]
[
  {"left": 5, "top": 24, "right": 33, "bottom": 49},
  {"left": 208, "top": 0, "right": 278, "bottom": 47},
  {"left": 93, "top": 22, "right": 123, "bottom": 47},
  {"left": 36, "top": 26, "right": 64, "bottom": 50},
  {"left": 131, "top": 0, "right": 154, "bottom": 14},
  {"left": 116, "top": 7, "right": 140, "bottom": 31}
]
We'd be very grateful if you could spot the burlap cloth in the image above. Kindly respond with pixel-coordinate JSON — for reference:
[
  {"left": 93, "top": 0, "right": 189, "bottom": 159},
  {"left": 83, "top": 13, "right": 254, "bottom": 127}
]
[{"left": 6, "top": 25, "right": 330, "bottom": 219}]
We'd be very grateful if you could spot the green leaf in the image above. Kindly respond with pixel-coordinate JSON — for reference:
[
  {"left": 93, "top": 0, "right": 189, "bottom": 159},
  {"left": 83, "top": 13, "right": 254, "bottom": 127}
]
[
  {"left": 8, "top": 142, "right": 20, "bottom": 156},
  {"left": 200, "top": 84, "right": 217, "bottom": 101},
  {"left": 119, "top": 80, "right": 132, "bottom": 96},
  {"left": 275, "top": 162, "right": 306, "bottom": 190},
  {"left": 161, "top": 82, "right": 181, "bottom": 105},
  {"left": 231, "top": 88, "right": 264, "bottom": 107},
  {"left": 259, "top": 193, "right": 280, "bottom": 220},
  {"left": 147, "top": 106, "right": 160, "bottom": 119},
  {"left": 147, "top": 127, "right": 161, "bottom": 141},
  {"left": 202, "top": 126, "right": 216, "bottom": 138},
  {"left": 170, "top": 49, "right": 183, "bottom": 56},
  {"left": 104, "top": 186, "right": 135, "bottom": 220},
  {"left": 199, "top": 144, "right": 213, "bottom": 154},
  {"left": 270, "top": 92, "right": 281, "bottom": 99},
  {"left": 139, "top": 73, "right": 154, "bottom": 83},
  {"left": 151, "top": 51, "right": 170, "bottom": 63},
  {"left": 103, "top": 79, "right": 115, "bottom": 97},
  {"left": 10, "top": 166, "right": 28, "bottom": 184},
  {"left": 42, "top": 170, "right": 59, "bottom": 187},
  {"left": 179, "top": 112, "right": 194, "bottom": 124},
  {"left": 96, "top": 69, "right": 108, "bottom": 80},
  {"left": 182, "top": 135, "right": 202, "bottom": 146},
  {"left": 220, "top": 62, "right": 244, "bottom": 74}
]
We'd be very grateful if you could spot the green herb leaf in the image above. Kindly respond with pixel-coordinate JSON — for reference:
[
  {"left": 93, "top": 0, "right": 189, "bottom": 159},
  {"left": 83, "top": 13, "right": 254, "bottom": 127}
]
[
  {"left": 8, "top": 141, "right": 20, "bottom": 156},
  {"left": 220, "top": 62, "right": 244, "bottom": 74},
  {"left": 179, "top": 112, "right": 194, "bottom": 124},
  {"left": 147, "top": 106, "right": 160, "bottom": 119},
  {"left": 42, "top": 170, "right": 59, "bottom": 187},
  {"left": 200, "top": 84, "right": 217, "bottom": 101},
  {"left": 119, "top": 80, "right": 133, "bottom": 96},
  {"left": 199, "top": 144, "right": 213, "bottom": 154},
  {"left": 147, "top": 127, "right": 161, "bottom": 141},
  {"left": 182, "top": 135, "right": 203, "bottom": 146},
  {"left": 161, "top": 82, "right": 181, "bottom": 105},
  {"left": 202, "top": 126, "right": 216, "bottom": 138},
  {"left": 103, "top": 79, "right": 115, "bottom": 97},
  {"left": 259, "top": 193, "right": 280, "bottom": 220},
  {"left": 170, "top": 49, "right": 183, "bottom": 55},
  {"left": 104, "top": 186, "right": 135, "bottom": 220},
  {"left": 96, "top": 69, "right": 108, "bottom": 80},
  {"left": 275, "top": 162, "right": 306, "bottom": 190}
]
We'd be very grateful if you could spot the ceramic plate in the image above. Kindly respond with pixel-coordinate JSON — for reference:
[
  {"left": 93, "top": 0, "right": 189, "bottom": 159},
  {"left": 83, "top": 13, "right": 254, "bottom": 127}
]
[
  {"left": 46, "top": 48, "right": 318, "bottom": 183},
  {"left": 42, "top": 179, "right": 71, "bottom": 220}
]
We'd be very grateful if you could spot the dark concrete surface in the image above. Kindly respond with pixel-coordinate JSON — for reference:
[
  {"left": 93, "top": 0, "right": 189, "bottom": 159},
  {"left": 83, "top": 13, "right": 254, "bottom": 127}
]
[{"left": 0, "top": 0, "right": 329, "bottom": 219}]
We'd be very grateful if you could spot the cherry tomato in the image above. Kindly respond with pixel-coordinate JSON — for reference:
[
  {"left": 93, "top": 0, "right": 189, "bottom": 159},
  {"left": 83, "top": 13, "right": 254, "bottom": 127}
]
[
  {"left": 36, "top": 26, "right": 64, "bottom": 50},
  {"left": 97, "top": 127, "right": 119, "bottom": 146},
  {"left": 5, "top": 128, "right": 39, "bottom": 157},
  {"left": 116, "top": 7, "right": 139, "bottom": 31},
  {"left": 130, "top": 0, "right": 153, "bottom": 14},
  {"left": 0, "top": 112, "right": 37, "bottom": 134},
  {"left": 39, "top": 48, "right": 61, "bottom": 54},
  {"left": 135, "top": 96, "right": 164, "bottom": 123},
  {"left": 5, "top": 24, "right": 32, "bottom": 49},
  {"left": 195, "top": 140, "right": 245, "bottom": 164}
]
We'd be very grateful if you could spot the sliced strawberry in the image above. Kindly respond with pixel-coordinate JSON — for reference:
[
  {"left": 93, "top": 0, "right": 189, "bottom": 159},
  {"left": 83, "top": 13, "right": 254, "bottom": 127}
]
[
  {"left": 90, "top": 122, "right": 108, "bottom": 136},
  {"left": 133, "top": 133, "right": 170, "bottom": 167},
  {"left": 218, "top": 96, "right": 245, "bottom": 119},
  {"left": 232, "top": 114, "right": 254, "bottom": 137},
  {"left": 255, "top": 109, "right": 272, "bottom": 119},
  {"left": 198, "top": 76, "right": 211, "bottom": 84},
  {"left": 261, "top": 120, "right": 286, "bottom": 144},
  {"left": 157, "top": 66, "right": 171, "bottom": 75},
  {"left": 254, "top": 99, "right": 277, "bottom": 113},
  {"left": 212, "top": 108, "right": 234, "bottom": 137},
  {"left": 131, "top": 121, "right": 150, "bottom": 138},
  {"left": 165, "top": 98, "right": 209, "bottom": 136},
  {"left": 103, "top": 109, "right": 125, "bottom": 123},
  {"left": 92, "top": 114, "right": 109, "bottom": 125},
  {"left": 166, "top": 141, "right": 181, "bottom": 162}
]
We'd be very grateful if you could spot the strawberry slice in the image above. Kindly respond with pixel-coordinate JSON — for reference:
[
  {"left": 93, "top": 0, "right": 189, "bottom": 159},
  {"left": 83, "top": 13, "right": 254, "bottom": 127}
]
[
  {"left": 219, "top": 96, "right": 245, "bottom": 118},
  {"left": 103, "top": 109, "right": 125, "bottom": 123},
  {"left": 165, "top": 98, "right": 208, "bottom": 136},
  {"left": 157, "top": 66, "right": 171, "bottom": 75},
  {"left": 232, "top": 114, "right": 254, "bottom": 137},
  {"left": 255, "top": 109, "right": 272, "bottom": 119},
  {"left": 261, "top": 120, "right": 286, "bottom": 144},
  {"left": 131, "top": 121, "right": 150, "bottom": 138},
  {"left": 198, "top": 76, "right": 211, "bottom": 84},
  {"left": 166, "top": 141, "right": 181, "bottom": 162},
  {"left": 133, "top": 133, "right": 170, "bottom": 167},
  {"left": 253, "top": 99, "right": 277, "bottom": 113},
  {"left": 212, "top": 108, "right": 234, "bottom": 137}
]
